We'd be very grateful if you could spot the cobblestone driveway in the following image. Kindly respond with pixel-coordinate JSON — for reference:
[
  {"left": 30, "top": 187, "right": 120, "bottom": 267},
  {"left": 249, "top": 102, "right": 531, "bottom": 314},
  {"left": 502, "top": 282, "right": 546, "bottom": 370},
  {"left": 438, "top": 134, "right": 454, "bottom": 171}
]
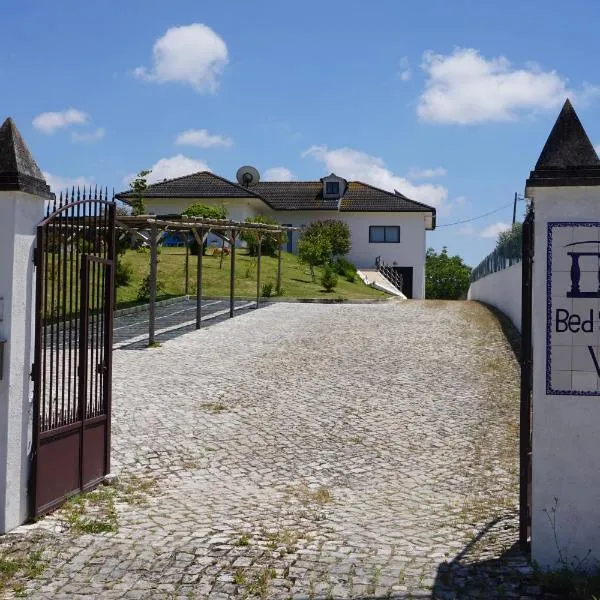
[{"left": 1, "top": 301, "right": 533, "bottom": 599}]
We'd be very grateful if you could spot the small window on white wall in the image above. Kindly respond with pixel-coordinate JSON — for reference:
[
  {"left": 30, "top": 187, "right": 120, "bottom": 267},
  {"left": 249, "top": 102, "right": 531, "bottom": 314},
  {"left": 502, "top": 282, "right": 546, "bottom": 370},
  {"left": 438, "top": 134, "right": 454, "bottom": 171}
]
[{"left": 369, "top": 226, "right": 400, "bottom": 243}]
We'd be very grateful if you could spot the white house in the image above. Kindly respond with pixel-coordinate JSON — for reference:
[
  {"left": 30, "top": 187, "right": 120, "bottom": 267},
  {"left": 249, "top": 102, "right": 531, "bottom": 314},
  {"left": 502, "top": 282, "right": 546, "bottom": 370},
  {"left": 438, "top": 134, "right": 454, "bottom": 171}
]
[{"left": 116, "top": 170, "right": 436, "bottom": 298}]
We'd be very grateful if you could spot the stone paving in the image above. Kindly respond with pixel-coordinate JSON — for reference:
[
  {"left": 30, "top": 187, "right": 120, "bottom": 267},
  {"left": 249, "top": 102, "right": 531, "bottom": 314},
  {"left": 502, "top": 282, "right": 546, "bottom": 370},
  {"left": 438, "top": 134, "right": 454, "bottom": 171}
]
[{"left": 0, "top": 301, "right": 537, "bottom": 599}]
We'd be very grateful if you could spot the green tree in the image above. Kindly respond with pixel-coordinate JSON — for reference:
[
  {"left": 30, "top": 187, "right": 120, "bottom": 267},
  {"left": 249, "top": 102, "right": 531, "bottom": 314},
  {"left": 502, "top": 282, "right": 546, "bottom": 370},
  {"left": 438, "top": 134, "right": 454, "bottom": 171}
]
[
  {"left": 182, "top": 203, "right": 228, "bottom": 256},
  {"left": 129, "top": 169, "right": 152, "bottom": 216},
  {"left": 296, "top": 219, "right": 351, "bottom": 281},
  {"left": 496, "top": 222, "right": 523, "bottom": 260},
  {"left": 298, "top": 231, "right": 332, "bottom": 282},
  {"left": 302, "top": 220, "right": 351, "bottom": 257},
  {"left": 425, "top": 247, "right": 472, "bottom": 300},
  {"left": 239, "top": 215, "right": 287, "bottom": 257}
]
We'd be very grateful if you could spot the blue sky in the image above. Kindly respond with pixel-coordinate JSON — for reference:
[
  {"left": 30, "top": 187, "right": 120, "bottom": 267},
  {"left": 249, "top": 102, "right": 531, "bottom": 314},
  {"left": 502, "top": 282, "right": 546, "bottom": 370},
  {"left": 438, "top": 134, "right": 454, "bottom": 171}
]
[{"left": 2, "top": 0, "right": 599, "bottom": 266}]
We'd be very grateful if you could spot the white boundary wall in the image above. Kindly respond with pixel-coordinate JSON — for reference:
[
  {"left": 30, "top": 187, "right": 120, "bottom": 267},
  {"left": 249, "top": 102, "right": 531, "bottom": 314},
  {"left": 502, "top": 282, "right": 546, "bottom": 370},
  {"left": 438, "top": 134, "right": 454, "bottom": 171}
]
[{"left": 467, "top": 262, "right": 522, "bottom": 331}]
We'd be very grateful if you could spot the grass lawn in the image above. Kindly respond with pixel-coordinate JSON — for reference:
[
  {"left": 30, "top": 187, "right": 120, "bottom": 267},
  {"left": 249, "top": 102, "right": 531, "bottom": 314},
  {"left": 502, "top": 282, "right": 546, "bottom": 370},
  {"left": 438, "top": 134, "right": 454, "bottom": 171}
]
[{"left": 116, "top": 247, "right": 387, "bottom": 308}]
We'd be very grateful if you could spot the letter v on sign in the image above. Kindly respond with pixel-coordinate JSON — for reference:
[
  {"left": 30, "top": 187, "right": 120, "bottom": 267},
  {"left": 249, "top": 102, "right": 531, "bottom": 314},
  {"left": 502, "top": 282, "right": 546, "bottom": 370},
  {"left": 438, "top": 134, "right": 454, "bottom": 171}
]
[{"left": 588, "top": 346, "right": 600, "bottom": 377}]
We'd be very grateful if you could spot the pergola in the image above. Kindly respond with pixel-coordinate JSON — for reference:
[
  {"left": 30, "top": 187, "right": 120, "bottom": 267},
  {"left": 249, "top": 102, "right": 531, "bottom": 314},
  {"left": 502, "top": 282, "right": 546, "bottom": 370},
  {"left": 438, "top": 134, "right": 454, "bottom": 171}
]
[{"left": 116, "top": 214, "right": 301, "bottom": 345}]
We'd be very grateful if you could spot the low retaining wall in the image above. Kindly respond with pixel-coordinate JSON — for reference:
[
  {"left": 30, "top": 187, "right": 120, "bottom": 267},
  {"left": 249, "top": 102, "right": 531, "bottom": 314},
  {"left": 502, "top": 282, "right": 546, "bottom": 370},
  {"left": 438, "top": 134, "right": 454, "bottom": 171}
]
[{"left": 467, "top": 262, "right": 522, "bottom": 331}]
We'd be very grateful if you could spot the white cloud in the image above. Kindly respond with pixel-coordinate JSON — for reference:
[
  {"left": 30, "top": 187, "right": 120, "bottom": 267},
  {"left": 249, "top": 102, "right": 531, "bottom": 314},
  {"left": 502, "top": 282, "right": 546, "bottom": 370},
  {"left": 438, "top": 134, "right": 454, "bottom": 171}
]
[
  {"left": 455, "top": 195, "right": 467, "bottom": 207},
  {"left": 175, "top": 128, "right": 232, "bottom": 148},
  {"left": 480, "top": 221, "right": 511, "bottom": 239},
  {"left": 71, "top": 128, "right": 105, "bottom": 143},
  {"left": 122, "top": 154, "right": 211, "bottom": 187},
  {"left": 134, "top": 23, "right": 228, "bottom": 94},
  {"left": 264, "top": 167, "right": 296, "bottom": 181},
  {"left": 417, "top": 48, "right": 600, "bottom": 124},
  {"left": 43, "top": 172, "right": 93, "bottom": 194},
  {"left": 32, "top": 109, "right": 88, "bottom": 134},
  {"left": 302, "top": 145, "right": 447, "bottom": 208},
  {"left": 457, "top": 223, "right": 474, "bottom": 236},
  {"left": 398, "top": 56, "right": 411, "bottom": 81},
  {"left": 407, "top": 166, "right": 447, "bottom": 179}
]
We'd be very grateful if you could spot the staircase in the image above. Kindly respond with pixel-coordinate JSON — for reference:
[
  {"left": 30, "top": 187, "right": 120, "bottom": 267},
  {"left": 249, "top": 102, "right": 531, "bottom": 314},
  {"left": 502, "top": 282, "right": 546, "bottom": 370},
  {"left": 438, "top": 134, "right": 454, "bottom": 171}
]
[
  {"left": 378, "top": 264, "right": 404, "bottom": 295},
  {"left": 357, "top": 266, "right": 406, "bottom": 298}
]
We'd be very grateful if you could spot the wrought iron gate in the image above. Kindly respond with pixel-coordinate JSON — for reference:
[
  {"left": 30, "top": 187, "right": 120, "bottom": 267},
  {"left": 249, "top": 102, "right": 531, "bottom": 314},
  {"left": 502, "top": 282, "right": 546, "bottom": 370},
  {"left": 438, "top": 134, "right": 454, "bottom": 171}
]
[
  {"left": 519, "top": 207, "right": 534, "bottom": 551},
  {"left": 31, "top": 189, "right": 116, "bottom": 516}
]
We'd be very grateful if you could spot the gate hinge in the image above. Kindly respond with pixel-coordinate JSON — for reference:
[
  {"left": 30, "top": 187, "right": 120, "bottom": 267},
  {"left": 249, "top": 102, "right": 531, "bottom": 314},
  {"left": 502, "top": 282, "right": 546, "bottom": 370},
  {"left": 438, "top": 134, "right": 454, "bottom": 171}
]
[
  {"left": 30, "top": 364, "right": 35, "bottom": 381},
  {"left": 32, "top": 247, "right": 37, "bottom": 267}
]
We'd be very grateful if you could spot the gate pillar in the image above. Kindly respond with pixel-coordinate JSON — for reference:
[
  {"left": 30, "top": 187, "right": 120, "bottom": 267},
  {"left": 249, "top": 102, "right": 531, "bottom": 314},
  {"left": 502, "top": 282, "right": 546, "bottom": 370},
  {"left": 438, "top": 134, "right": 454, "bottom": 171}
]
[
  {"left": 0, "top": 118, "right": 52, "bottom": 532},
  {"left": 526, "top": 99, "right": 600, "bottom": 568}
]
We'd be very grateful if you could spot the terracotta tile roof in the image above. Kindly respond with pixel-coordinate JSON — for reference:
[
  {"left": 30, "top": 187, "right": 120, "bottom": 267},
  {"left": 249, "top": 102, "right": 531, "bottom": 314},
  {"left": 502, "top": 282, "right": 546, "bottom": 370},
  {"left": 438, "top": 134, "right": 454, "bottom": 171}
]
[
  {"left": 116, "top": 171, "right": 261, "bottom": 199},
  {"left": 116, "top": 171, "right": 436, "bottom": 217}
]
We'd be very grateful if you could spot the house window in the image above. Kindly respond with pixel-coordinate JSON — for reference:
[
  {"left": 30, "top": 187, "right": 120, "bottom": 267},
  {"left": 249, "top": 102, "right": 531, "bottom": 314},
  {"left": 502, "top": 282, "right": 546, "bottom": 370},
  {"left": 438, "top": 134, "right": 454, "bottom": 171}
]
[
  {"left": 369, "top": 226, "right": 400, "bottom": 243},
  {"left": 325, "top": 181, "right": 340, "bottom": 196}
]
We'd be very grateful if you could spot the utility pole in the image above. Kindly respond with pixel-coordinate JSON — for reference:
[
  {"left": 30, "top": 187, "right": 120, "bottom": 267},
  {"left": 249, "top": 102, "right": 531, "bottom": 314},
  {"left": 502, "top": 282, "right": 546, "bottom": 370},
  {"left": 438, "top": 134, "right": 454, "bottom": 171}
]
[{"left": 512, "top": 191, "right": 518, "bottom": 225}]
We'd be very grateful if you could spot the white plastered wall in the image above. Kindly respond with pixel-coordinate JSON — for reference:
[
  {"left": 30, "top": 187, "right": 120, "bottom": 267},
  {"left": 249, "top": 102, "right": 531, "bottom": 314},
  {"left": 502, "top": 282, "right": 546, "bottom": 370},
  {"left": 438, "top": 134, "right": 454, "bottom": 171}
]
[
  {"left": 261, "top": 210, "right": 428, "bottom": 299},
  {"left": 0, "top": 190, "right": 44, "bottom": 532},
  {"left": 467, "top": 262, "right": 522, "bottom": 331},
  {"left": 528, "top": 185, "right": 600, "bottom": 569}
]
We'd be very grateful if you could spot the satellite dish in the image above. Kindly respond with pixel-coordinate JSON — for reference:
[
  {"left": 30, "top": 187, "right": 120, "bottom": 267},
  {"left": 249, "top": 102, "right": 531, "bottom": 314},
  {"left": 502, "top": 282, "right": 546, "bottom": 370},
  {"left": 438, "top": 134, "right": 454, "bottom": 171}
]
[{"left": 236, "top": 165, "right": 260, "bottom": 187}]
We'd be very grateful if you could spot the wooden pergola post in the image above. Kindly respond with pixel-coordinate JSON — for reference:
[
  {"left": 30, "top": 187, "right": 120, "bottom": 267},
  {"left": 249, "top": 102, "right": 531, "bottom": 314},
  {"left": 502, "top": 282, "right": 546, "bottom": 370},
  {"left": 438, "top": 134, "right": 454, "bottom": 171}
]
[
  {"left": 193, "top": 227, "right": 204, "bottom": 329},
  {"left": 149, "top": 222, "right": 158, "bottom": 345},
  {"left": 276, "top": 232, "right": 283, "bottom": 294},
  {"left": 256, "top": 233, "right": 262, "bottom": 308},
  {"left": 229, "top": 230, "right": 236, "bottom": 318},
  {"left": 184, "top": 234, "right": 190, "bottom": 296}
]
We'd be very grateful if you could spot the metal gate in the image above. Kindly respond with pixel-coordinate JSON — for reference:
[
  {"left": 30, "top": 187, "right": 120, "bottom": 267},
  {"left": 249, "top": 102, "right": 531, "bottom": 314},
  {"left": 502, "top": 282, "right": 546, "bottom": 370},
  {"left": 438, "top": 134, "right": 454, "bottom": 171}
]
[
  {"left": 31, "top": 189, "right": 116, "bottom": 517},
  {"left": 519, "top": 207, "right": 534, "bottom": 551}
]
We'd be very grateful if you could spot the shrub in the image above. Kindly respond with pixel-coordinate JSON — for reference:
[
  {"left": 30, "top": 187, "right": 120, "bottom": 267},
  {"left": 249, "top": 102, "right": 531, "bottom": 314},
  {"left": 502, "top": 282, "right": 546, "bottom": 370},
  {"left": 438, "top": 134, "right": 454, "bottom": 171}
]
[
  {"left": 115, "top": 260, "right": 133, "bottom": 288},
  {"left": 240, "top": 216, "right": 286, "bottom": 257},
  {"left": 333, "top": 257, "right": 357, "bottom": 278},
  {"left": 321, "top": 266, "right": 338, "bottom": 291},
  {"left": 136, "top": 274, "right": 166, "bottom": 302},
  {"left": 182, "top": 203, "right": 227, "bottom": 220},
  {"left": 261, "top": 282, "right": 274, "bottom": 298}
]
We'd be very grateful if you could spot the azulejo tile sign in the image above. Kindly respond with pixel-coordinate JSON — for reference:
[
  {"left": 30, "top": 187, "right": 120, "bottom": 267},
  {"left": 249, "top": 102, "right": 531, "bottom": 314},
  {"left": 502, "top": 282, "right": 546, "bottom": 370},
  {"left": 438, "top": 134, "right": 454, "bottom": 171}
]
[{"left": 547, "top": 222, "right": 600, "bottom": 395}]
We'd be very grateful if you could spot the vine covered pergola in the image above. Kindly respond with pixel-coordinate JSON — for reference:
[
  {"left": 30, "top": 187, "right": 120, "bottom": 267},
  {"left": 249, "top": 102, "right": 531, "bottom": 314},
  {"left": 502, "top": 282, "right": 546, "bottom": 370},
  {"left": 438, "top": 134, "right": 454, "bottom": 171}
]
[{"left": 115, "top": 214, "right": 300, "bottom": 345}]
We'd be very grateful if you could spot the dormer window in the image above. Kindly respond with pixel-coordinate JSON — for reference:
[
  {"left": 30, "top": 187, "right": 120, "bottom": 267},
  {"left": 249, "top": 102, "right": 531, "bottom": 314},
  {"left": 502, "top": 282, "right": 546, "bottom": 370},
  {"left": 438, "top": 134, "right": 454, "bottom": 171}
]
[
  {"left": 326, "top": 181, "right": 340, "bottom": 196},
  {"left": 321, "top": 173, "right": 346, "bottom": 200}
]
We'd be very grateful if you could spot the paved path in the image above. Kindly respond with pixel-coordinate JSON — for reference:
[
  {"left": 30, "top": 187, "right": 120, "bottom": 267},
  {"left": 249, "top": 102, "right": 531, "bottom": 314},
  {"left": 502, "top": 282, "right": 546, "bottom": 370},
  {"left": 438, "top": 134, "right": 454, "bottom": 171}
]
[
  {"left": 1, "top": 301, "right": 535, "bottom": 599},
  {"left": 112, "top": 299, "right": 256, "bottom": 348}
]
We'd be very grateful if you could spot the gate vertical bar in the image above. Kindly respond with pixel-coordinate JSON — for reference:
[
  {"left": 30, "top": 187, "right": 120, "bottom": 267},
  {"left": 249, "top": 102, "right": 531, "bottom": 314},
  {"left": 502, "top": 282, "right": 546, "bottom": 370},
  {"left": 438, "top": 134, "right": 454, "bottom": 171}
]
[
  {"left": 30, "top": 225, "right": 45, "bottom": 517},
  {"left": 104, "top": 201, "right": 116, "bottom": 473},
  {"left": 519, "top": 208, "right": 534, "bottom": 551},
  {"left": 78, "top": 256, "right": 90, "bottom": 490}
]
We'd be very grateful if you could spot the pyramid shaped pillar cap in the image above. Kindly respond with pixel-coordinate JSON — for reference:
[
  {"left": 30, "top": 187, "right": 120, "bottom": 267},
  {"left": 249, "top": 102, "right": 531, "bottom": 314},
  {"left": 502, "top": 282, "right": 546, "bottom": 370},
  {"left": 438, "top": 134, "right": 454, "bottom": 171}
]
[
  {"left": 526, "top": 99, "right": 600, "bottom": 188},
  {"left": 0, "top": 117, "right": 54, "bottom": 199}
]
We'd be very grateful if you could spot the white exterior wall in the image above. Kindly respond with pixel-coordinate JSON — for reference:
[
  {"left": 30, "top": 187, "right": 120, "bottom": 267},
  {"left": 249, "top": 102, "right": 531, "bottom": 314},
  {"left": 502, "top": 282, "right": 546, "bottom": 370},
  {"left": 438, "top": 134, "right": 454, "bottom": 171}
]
[
  {"left": 528, "top": 185, "right": 600, "bottom": 569},
  {"left": 263, "top": 210, "right": 428, "bottom": 299},
  {"left": 467, "top": 262, "right": 522, "bottom": 331},
  {"left": 142, "top": 197, "right": 429, "bottom": 299},
  {"left": 0, "top": 190, "right": 44, "bottom": 532}
]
